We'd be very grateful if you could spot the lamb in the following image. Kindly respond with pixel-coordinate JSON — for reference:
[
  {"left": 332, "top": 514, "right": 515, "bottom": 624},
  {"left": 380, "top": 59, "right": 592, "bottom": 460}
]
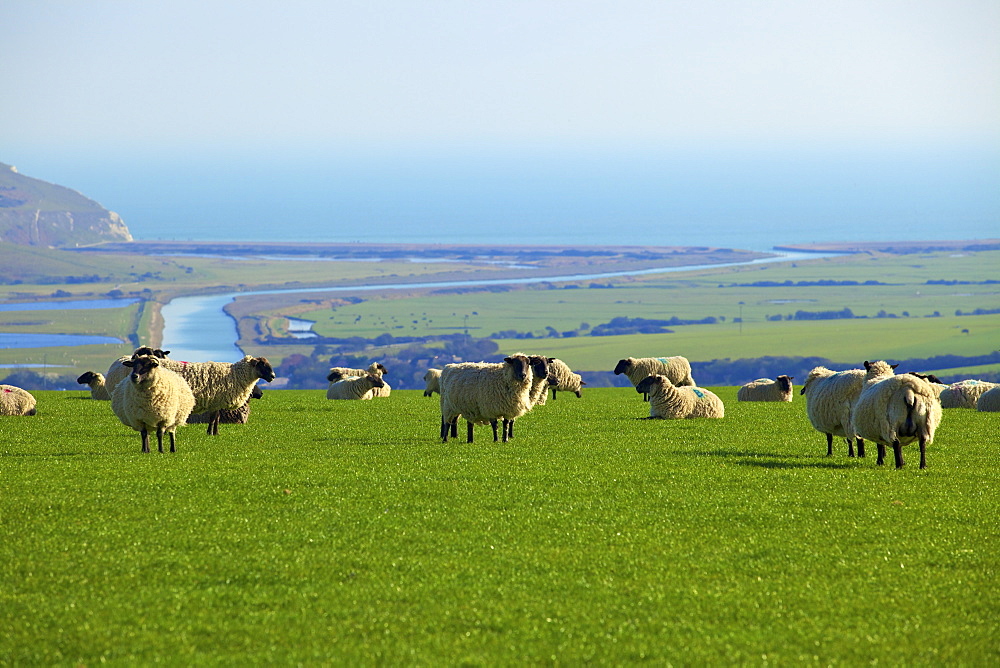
[
  {"left": 634, "top": 374, "right": 724, "bottom": 419},
  {"left": 160, "top": 355, "right": 275, "bottom": 435},
  {"left": 110, "top": 355, "right": 196, "bottom": 453},
  {"left": 105, "top": 347, "right": 171, "bottom": 394},
  {"left": 439, "top": 355, "right": 534, "bottom": 443},
  {"left": 940, "top": 379, "right": 997, "bottom": 409},
  {"left": 851, "top": 362, "right": 942, "bottom": 469},
  {"left": 799, "top": 365, "right": 868, "bottom": 457},
  {"left": 737, "top": 375, "right": 794, "bottom": 402},
  {"left": 187, "top": 384, "right": 263, "bottom": 424},
  {"left": 76, "top": 371, "right": 111, "bottom": 400},
  {"left": 614, "top": 356, "right": 694, "bottom": 399},
  {"left": 976, "top": 386, "right": 1000, "bottom": 412},
  {"left": 423, "top": 368, "right": 442, "bottom": 397},
  {"left": 326, "top": 371, "right": 386, "bottom": 400},
  {"left": 547, "top": 358, "right": 584, "bottom": 399},
  {"left": 0, "top": 385, "right": 37, "bottom": 416}
]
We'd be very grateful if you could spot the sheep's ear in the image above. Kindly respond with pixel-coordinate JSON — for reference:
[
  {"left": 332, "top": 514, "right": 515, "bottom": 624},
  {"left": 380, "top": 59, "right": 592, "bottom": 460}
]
[
  {"left": 160, "top": 350, "right": 170, "bottom": 357},
  {"left": 864, "top": 361, "right": 872, "bottom": 370},
  {"left": 503, "top": 357, "right": 513, "bottom": 364},
  {"left": 891, "top": 364, "right": 898, "bottom": 369},
  {"left": 122, "top": 360, "right": 134, "bottom": 368}
]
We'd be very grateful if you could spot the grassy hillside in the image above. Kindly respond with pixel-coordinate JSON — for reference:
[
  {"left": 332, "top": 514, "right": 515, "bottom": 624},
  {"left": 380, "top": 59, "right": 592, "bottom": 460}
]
[{"left": 2, "top": 389, "right": 997, "bottom": 664}]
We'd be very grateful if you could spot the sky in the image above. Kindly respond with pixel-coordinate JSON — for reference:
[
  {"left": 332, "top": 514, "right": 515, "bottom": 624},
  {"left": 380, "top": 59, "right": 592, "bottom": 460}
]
[{"left": 2, "top": 0, "right": 998, "bottom": 246}]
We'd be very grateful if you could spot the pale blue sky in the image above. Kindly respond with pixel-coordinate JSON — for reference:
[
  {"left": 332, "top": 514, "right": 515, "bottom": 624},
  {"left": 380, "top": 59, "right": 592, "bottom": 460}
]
[{"left": 2, "top": 1, "right": 998, "bottom": 247}]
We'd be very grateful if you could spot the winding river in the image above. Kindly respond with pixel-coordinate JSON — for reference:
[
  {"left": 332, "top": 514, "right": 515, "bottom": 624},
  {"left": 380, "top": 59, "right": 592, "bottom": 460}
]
[{"left": 160, "top": 251, "right": 836, "bottom": 362}]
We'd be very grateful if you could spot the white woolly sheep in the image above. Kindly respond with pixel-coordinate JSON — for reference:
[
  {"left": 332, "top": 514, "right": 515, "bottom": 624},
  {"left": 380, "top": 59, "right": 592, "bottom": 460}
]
[
  {"left": 160, "top": 355, "right": 275, "bottom": 435},
  {"left": 940, "top": 379, "right": 997, "bottom": 409},
  {"left": 851, "top": 364, "right": 942, "bottom": 469},
  {"left": 0, "top": 384, "right": 37, "bottom": 416},
  {"left": 188, "top": 384, "right": 263, "bottom": 424},
  {"left": 327, "top": 362, "right": 387, "bottom": 382},
  {"left": 614, "top": 356, "right": 694, "bottom": 399},
  {"left": 634, "top": 374, "right": 724, "bottom": 419},
  {"left": 737, "top": 375, "right": 794, "bottom": 402},
  {"left": 423, "top": 368, "right": 442, "bottom": 397},
  {"left": 799, "top": 365, "right": 868, "bottom": 457},
  {"left": 326, "top": 371, "right": 386, "bottom": 400},
  {"left": 105, "top": 347, "right": 171, "bottom": 394},
  {"left": 439, "top": 355, "right": 534, "bottom": 443},
  {"left": 506, "top": 355, "right": 558, "bottom": 439},
  {"left": 110, "top": 355, "right": 196, "bottom": 453},
  {"left": 547, "top": 358, "right": 584, "bottom": 399},
  {"left": 76, "top": 371, "right": 111, "bottom": 400},
  {"left": 976, "top": 386, "right": 1000, "bottom": 412}
]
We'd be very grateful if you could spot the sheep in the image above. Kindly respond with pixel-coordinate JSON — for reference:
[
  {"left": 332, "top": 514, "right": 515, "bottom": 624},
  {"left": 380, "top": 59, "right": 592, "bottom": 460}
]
[
  {"left": 614, "top": 356, "right": 694, "bottom": 399},
  {"left": 423, "top": 368, "right": 442, "bottom": 397},
  {"left": 0, "top": 384, "right": 37, "bottom": 416},
  {"left": 439, "top": 355, "right": 534, "bottom": 443},
  {"left": 327, "top": 362, "right": 387, "bottom": 381},
  {"left": 547, "top": 358, "right": 584, "bottom": 399},
  {"left": 799, "top": 365, "right": 868, "bottom": 457},
  {"left": 737, "top": 375, "right": 794, "bottom": 402},
  {"left": 505, "top": 354, "right": 558, "bottom": 440},
  {"left": 110, "top": 355, "right": 196, "bottom": 453},
  {"left": 160, "top": 355, "right": 275, "bottom": 435},
  {"left": 851, "top": 364, "right": 942, "bottom": 469},
  {"left": 976, "top": 386, "right": 1000, "bottom": 412},
  {"left": 940, "top": 379, "right": 997, "bottom": 409},
  {"left": 634, "top": 374, "right": 724, "bottom": 419},
  {"left": 105, "top": 347, "right": 171, "bottom": 394},
  {"left": 187, "top": 384, "right": 263, "bottom": 424},
  {"left": 908, "top": 373, "right": 947, "bottom": 399},
  {"left": 76, "top": 371, "right": 111, "bottom": 400},
  {"left": 326, "top": 371, "right": 386, "bottom": 400}
]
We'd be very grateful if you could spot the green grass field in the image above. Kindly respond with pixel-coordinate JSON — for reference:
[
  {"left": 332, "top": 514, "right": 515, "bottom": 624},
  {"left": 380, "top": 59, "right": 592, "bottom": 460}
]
[{"left": 2, "top": 389, "right": 997, "bottom": 664}]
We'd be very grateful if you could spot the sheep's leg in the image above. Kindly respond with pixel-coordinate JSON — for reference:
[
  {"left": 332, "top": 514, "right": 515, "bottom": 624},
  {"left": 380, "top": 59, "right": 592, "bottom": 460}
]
[
  {"left": 856, "top": 438, "right": 866, "bottom": 458},
  {"left": 206, "top": 411, "right": 221, "bottom": 435},
  {"left": 892, "top": 439, "right": 905, "bottom": 469},
  {"left": 876, "top": 443, "right": 886, "bottom": 466},
  {"left": 919, "top": 438, "right": 927, "bottom": 469},
  {"left": 551, "top": 388, "right": 557, "bottom": 400},
  {"left": 467, "top": 420, "right": 475, "bottom": 444},
  {"left": 845, "top": 436, "right": 854, "bottom": 458},
  {"left": 504, "top": 419, "right": 514, "bottom": 442},
  {"left": 169, "top": 430, "right": 177, "bottom": 453},
  {"left": 826, "top": 433, "right": 834, "bottom": 456},
  {"left": 440, "top": 419, "right": 449, "bottom": 443},
  {"left": 450, "top": 421, "right": 457, "bottom": 438},
  {"left": 156, "top": 426, "right": 165, "bottom": 453},
  {"left": 140, "top": 428, "right": 150, "bottom": 454},
  {"left": 490, "top": 420, "right": 499, "bottom": 442}
]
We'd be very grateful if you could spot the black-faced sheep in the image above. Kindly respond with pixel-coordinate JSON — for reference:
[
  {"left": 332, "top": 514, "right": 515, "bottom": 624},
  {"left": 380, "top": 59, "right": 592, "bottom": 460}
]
[
  {"left": 0, "top": 384, "right": 37, "bottom": 416},
  {"left": 106, "top": 347, "right": 171, "bottom": 395},
  {"left": 547, "top": 358, "right": 584, "bottom": 399},
  {"left": 160, "top": 356, "right": 275, "bottom": 435},
  {"left": 76, "top": 371, "right": 111, "bottom": 400},
  {"left": 737, "top": 375, "right": 794, "bottom": 402},
  {"left": 614, "top": 356, "right": 694, "bottom": 399},
  {"left": 799, "top": 365, "right": 867, "bottom": 457},
  {"left": 423, "top": 368, "right": 442, "bottom": 397},
  {"left": 110, "top": 355, "right": 195, "bottom": 453},
  {"left": 187, "top": 385, "right": 263, "bottom": 424},
  {"left": 326, "top": 371, "right": 385, "bottom": 400},
  {"left": 634, "top": 375, "right": 724, "bottom": 419},
  {"left": 439, "top": 355, "right": 534, "bottom": 443}
]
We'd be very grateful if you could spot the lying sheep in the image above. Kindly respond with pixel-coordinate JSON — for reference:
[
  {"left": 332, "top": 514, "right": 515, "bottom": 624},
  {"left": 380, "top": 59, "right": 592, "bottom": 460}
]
[
  {"left": 799, "top": 365, "right": 870, "bottom": 457},
  {"left": 0, "top": 385, "right": 37, "bottom": 416},
  {"left": 634, "top": 375, "right": 724, "bottom": 419},
  {"left": 547, "top": 358, "right": 584, "bottom": 399},
  {"left": 851, "top": 362, "right": 942, "bottom": 469},
  {"left": 106, "top": 347, "right": 171, "bottom": 394},
  {"left": 614, "top": 356, "right": 694, "bottom": 399},
  {"left": 328, "top": 362, "right": 387, "bottom": 381},
  {"left": 76, "top": 371, "right": 111, "bottom": 400},
  {"left": 440, "top": 355, "right": 534, "bottom": 443},
  {"left": 976, "top": 386, "right": 1000, "bottom": 412},
  {"left": 940, "top": 379, "right": 997, "bottom": 409},
  {"left": 326, "top": 371, "right": 385, "bottom": 400},
  {"left": 737, "top": 375, "right": 794, "bottom": 402},
  {"left": 187, "top": 385, "right": 263, "bottom": 424},
  {"left": 160, "top": 355, "right": 275, "bottom": 435},
  {"left": 110, "top": 355, "right": 195, "bottom": 453},
  {"left": 423, "top": 368, "right": 442, "bottom": 397}
]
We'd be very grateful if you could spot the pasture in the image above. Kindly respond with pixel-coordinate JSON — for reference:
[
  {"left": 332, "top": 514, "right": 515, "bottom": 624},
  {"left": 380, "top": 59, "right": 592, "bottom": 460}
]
[{"left": 2, "top": 388, "right": 997, "bottom": 664}]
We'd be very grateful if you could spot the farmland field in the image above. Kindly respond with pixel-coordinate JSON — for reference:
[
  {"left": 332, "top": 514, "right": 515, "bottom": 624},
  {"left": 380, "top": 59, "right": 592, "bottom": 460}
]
[{"left": 2, "top": 388, "right": 997, "bottom": 664}]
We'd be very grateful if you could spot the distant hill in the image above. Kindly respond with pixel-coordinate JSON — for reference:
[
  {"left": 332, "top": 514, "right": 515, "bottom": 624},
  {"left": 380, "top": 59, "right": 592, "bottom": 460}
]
[{"left": 0, "top": 162, "right": 132, "bottom": 247}]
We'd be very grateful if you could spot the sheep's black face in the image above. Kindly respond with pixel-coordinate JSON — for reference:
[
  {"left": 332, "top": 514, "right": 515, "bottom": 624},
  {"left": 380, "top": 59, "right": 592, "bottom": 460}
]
[
  {"left": 76, "top": 371, "right": 96, "bottom": 385},
  {"left": 635, "top": 375, "right": 659, "bottom": 395},
  {"left": 255, "top": 358, "right": 276, "bottom": 383},
  {"left": 504, "top": 356, "right": 530, "bottom": 382},
  {"left": 370, "top": 374, "right": 385, "bottom": 388},
  {"left": 613, "top": 359, "right": 631, "bottom": 375},
  {"left": 528, "top": 356, "right": 549, "bottom": 380},
  {"left": 125, "top": 356, "right": 159, "bottom": 385}
]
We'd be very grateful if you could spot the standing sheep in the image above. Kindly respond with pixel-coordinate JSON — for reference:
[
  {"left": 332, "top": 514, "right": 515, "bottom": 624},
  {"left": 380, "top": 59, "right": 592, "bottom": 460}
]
[
  {"left": 737, "top": 375, "right": 794, "bottom": 402},
  {"left": 76, "top": 371, "right": 111, "bottom": 400},
  {"left": 634, "top": 375, "right": 724, "bottom": 419},
  {"left": 160, "top": 355, "right": 275, "bottom": 435},
  {"left": 110, "top": 355, "right": 196, "bottom": 453},
  {"left": 188, "top": 385, "right": 263, "bottom": 424},
  {"left": 326, "top": 372, "right": 386, "bottom": 400},
  {"left": 547, "top": 358, "right": 584, "bottom": 399},
  {"left": 506, "top": 355, "right": 557, "bottom": 440},
  {"left": 0, "top": 385, "right": 37, "bottom": 416},
  {"left": 940, "top": 379, "right": 997, "bottom": 409},
  {"left": 106, "top": 347, "right": 171, "bottom": 394},
  {"left": 614, "top": 356, "right": 694, "bottom": 399},
  {"left": 799, "top": 365, "right": 868, "bottom": 457},
  {"left": 423, "top": 368, "right": 442, "bottom": 397},
  {"left": 851, "top": 362, "right": 942, "bottom": 469},
  {"left": 976, "top": 386, "right": 1000, "bottom": 412},
  {"left": 439, "top": 355, "right": 534, "bottom": 443}
]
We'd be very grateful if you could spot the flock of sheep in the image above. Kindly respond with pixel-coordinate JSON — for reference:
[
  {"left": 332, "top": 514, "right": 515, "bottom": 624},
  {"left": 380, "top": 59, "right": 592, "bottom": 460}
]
[{"left": 1, "top": 348, "right": 996, "bottom": 468}]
